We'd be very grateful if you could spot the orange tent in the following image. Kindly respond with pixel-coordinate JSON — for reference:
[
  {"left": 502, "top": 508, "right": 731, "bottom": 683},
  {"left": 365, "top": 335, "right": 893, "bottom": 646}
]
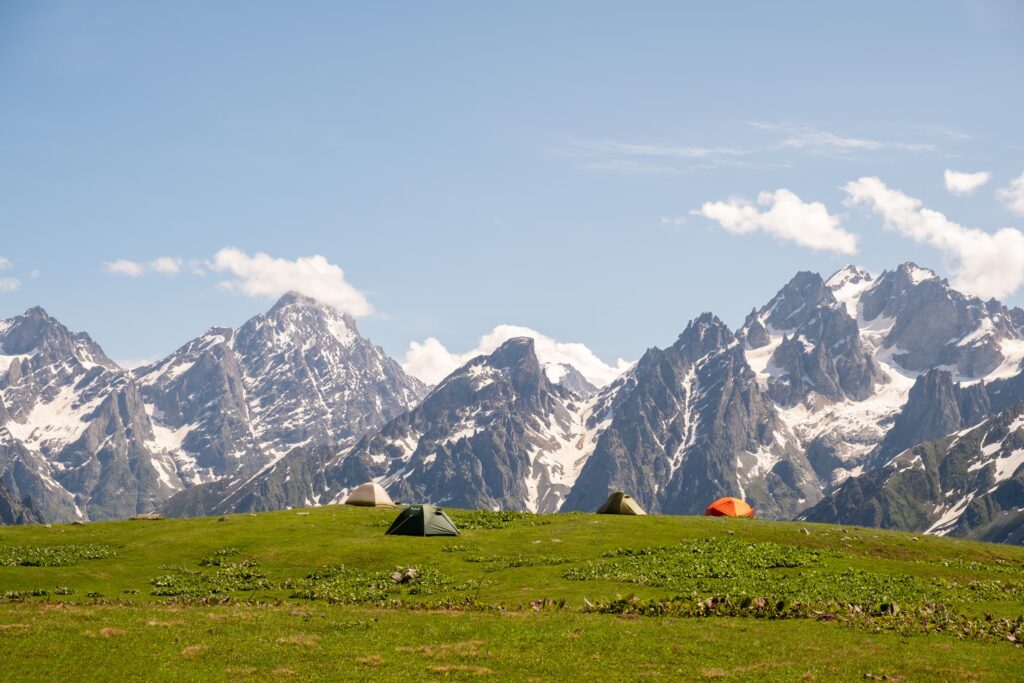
[{"left": 705, "top": 497, "right": 755, "bottom": 518}]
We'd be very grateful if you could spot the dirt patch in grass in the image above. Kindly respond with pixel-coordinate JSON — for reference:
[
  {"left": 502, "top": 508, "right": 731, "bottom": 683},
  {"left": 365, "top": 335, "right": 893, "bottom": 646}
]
[
  {"left": 397, "top": 639, "right": 485, "bottom": 659},
  {"left": 0, "top": 623, "right": 31, "bottom": 631},
  {"left": 147, "top": 619, "right": 184, "bottom": 627},
  {"left": 356, "top": 655, "right": 383, "bottom": 667},
  {"left": 181, "top": 644, "right": 208, "bottom": 658},
  {"left": 427, "top": 664, "right": 494, "bottom": 676},
  {"left": 99, "top": 627, "right": 125, "bottom": 638},
  {"left": 276, "top": 634, "right": 318, "bottom": 647},
  {"left": 700, "top": 662, "right": 781, "bottom": 678}
]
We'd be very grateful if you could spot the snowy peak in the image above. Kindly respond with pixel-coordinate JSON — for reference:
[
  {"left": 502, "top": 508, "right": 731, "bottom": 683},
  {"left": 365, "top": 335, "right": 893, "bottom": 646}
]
[
  {"left": 0, "top": 291, "right": 424, "bottom": 523},
  {"left": 803, "top": 398, "right": 1024, "bottom": 542},
  {"left": 1, "top": 307, "right": 117, "bottom": 371},
  {"left": 133, "top": 327, "right": 233, "bottom": 389},
  {"left": 0, "top": 308, "right": 168, "bottom": 522},
  {"left": 825, "top": 265, "right": 873, "bottom": 290},
  {"left": 861, "top": 263, "right": 1024, "bottom": 378},
  {"left": 543, "top": 362, "right": 597, "bottom": 398},
  {"left": 563, "top": 309, "right": 817, "bottom": 518},
  {"left": 246, "top": 291, "right": 360, "bottom": 348},
  {"left": 430, "top": 337, "right": 547, "bottom": 406},
  {"left": 826, "top": 265, "right": 875, "bottom": 318},
  {"left": 267, "top": 290, "right": 326, "bottom": 312},
  {"left": 759, "top": 271, "right": 838, "bottom": 331},
  {"left": 331, "top": 335, "right": 593, "bottom": 514},
  {"left": 894, "top": 262, "right": 939, "bottom": 287}
]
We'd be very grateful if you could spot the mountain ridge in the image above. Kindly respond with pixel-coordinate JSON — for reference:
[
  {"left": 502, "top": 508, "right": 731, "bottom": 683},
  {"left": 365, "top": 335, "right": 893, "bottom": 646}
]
[{"left": 7, "top": 266, "right": 1024, "bottom": 545}]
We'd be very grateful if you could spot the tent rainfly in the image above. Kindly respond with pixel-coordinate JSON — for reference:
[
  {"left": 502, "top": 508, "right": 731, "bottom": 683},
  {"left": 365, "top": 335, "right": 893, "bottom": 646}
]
[
  {"left": 705, "top": 497, "right": 755, "bottom": 518},
  {"left": 595, "top": 491, "right": 647, "bottom": 515},
  {"left": 344, "top": 482, "right": 395, "bottom": 508},
  {"left": 384, "top": 505, "right": 460, "bottom": 536}
]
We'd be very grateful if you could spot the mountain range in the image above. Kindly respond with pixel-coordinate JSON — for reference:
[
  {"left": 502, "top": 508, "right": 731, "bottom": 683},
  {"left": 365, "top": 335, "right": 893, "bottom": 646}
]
[{"left": 4, "top": 263, "right": 1024, "bottom": 544}]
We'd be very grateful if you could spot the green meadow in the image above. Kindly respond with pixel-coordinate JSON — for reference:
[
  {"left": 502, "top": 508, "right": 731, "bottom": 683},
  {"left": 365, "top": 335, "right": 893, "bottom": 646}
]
[{"left": 1, "top": 506, "right": 1022, "bottom": 681}]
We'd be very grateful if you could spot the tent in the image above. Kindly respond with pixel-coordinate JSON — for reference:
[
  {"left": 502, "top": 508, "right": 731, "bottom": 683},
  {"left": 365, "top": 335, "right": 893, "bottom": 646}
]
[
  {"left": 596, "top": 491, "right": 647, "bottom": 515},
  {"left": 344, "top": 482, "right": 395, "bottom": 508},
  {"left": 385, "top": 504, "right": 460, "bottom": 536},
  {"left": 705, "top": 497, "right": 755, "bottom": 518}
]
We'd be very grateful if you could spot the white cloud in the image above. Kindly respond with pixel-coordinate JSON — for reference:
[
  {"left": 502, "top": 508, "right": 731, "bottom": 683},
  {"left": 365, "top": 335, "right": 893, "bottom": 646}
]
[
  {"left": 693, "top": 188, "right": 858, "bottom": 254},
  {"left": 103, "top": 259, "right": 145, "bottom": 277},
  {"left": 566, "top": 139, "right": 760, "bottom": 174},
  {"left": 210, "top": 248, "right": 372, "bottom": 315},
  {"left": 0, "top": 258, "right": 21, "bottom": 291},
  {"left": 844, "top": 176, "right": 1024, "bottom": 299},
  {"left": 660, "top": 216, "right": 687, "bottom": 229},
  {"left": 944, "top": 169, "right": 991, "bottom": 196},
  {"left": 997, "top": 172, "right": 1024, "bottom": 215},
  {"left": 780, "top": 129, "right": 882, "bottom": 152},
  {"left": 749, "top": 122, "right": 938, "bottom": 156},
  {"left": 576, "top": 159, "right": 684, "bottom": 175},
  {"left": 403, "top": 325, "right": 632, "bottom": 387},
  {"left": 578, "top": 140, "right": 752, "bottom": 160},
  {"left": 104, "top": 256, "right": 186, "bottom": 276},
  {"left": 29, "top": 269, "right": 40, "bottom": 278},
  {"left": 150, "top": 256, "right": 183, "bottom": 275}
]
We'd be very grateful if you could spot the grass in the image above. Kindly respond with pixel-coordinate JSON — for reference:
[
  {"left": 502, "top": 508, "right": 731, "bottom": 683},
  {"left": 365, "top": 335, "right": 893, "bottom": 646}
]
[{"left": 0, "top": 506, "right": 1022, "bottom": 681}]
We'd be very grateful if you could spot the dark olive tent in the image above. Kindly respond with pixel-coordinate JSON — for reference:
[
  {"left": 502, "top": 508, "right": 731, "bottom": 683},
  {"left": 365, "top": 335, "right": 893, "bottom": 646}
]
[
  {"left": 384, "top": 504, "right": 460, "bottom": 537},
  {"left": 595, "top": 491, "right": 646, "bottom": 515}
]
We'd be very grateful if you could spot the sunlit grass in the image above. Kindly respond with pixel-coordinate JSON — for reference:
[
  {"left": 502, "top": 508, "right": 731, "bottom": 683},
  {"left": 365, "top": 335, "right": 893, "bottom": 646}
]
[{"left": 0, "top": 506, "right": 1022, "bottom": 680}]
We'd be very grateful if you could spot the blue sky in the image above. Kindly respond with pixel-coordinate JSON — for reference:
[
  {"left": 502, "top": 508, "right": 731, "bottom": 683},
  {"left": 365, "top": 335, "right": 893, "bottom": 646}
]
[{"left": 1, "top": 1, "right": 1023, "bottom": 382}]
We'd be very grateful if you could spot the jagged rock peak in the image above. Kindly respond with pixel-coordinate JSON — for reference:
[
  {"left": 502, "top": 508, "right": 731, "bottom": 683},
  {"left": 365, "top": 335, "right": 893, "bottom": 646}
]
[
  {"left": 826, "top": 265, "right": 873, "bottom": 289},
  {"left": 672, "top": 313, "right": 735, "bottom": 358},
  {"left": 892, "top": 262, "right": 939, "bottom": 287},
  {"left": 244, "top": 291, "right": 362, "bottom": 346},
  {"left": 544, "top": 363, "right": 598, "bottom": 398},
  {"left": 269, "top": 290, "right": 328, "bottom": 312},
  {"left": 1, "top": 306, "right": 117, "bottom": 369},
  {"left": 760, "top": 270, "right": 839, "bottom": 330},
  {"left": 486, "top": 336, "right": 538, "bottom": 368}
]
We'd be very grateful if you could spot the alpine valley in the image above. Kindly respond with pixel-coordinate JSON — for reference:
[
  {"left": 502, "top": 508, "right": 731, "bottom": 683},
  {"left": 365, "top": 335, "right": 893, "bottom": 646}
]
[{"left": 5, "top": 264, "right": 1024, "bottom": 545}]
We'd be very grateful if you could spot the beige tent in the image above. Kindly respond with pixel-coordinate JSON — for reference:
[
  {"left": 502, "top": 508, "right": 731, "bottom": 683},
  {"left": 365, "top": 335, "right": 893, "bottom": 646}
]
[
  {"left": 596, "top": 491, "right": 646, "bottom": 515},
  {"left": 344, "top": 482, "right": 395, "bottom": 508}
]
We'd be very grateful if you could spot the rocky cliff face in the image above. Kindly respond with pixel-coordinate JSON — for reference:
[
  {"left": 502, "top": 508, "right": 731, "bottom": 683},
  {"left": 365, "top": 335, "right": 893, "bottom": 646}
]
[
  {"left": 0, "top": 294, "right": 425, "bottom": 522},
  {"left": 802, "top": 400, "right": 1024, "bottom": 542},
  {"left": 138, "top": 292, "right": 425, "bottom": 487},
  {"left": 562, "top": 314, "right": 819, "bottom": 518},
  {"left": 874, "top": 369, "right": 990, "bottom": 463},
  {"left": 0, "top": 307, "right": 171, "bottom": 522},
  {"left": 206, "top": 319, "right": 820, "bottom": 521},
  {"left": 10, "top": 261, "right": 1024, "bottom": 542},
  {"left": 860, "top": 264, "right": 1020, "bottom": 377},
  {"left": 323, "top": 337, "right": 594, "bottom": 514},
  {"left": 737, "top": 264, "right": 1024, "bottom": 493},
  {"left": 156, "top": 263, "right": 1024, "bottom": 539},
  {"left": 740, "top": 270, "right": 886, "bottom": 408},
  {"left": 0, "top": 478, "right": 40, "bottom": 525}
]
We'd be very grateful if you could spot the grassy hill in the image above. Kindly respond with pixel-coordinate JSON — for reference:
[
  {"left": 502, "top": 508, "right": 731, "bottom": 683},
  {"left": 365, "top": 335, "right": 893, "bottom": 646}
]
[{"left": 1, "top": 506, "right": 1023, "bottom": 681}]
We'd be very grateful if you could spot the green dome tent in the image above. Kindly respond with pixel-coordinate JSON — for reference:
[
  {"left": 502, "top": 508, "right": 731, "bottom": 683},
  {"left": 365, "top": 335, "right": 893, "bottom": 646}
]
[{"left": 384, "top": 504, "right": 460, "bottom": 537}]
